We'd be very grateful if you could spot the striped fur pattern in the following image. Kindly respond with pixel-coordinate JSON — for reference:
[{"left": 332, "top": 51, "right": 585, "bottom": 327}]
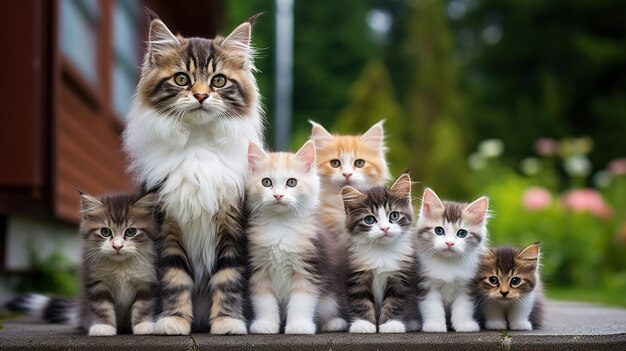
[
  {"left": 246, "top": 141, "right": 346, "bottom": 334},
  {"left": 123, "top": 16, "right": 263, "bottom": 334},
  {"left": 415, "top": 188, "right": 489, "bottom": 333},
  {"left": 342, "top": 174, "right": 418, "bottom": 333},
  {"left": 473, "top": 243, "right": 544, "bottom": 330}
]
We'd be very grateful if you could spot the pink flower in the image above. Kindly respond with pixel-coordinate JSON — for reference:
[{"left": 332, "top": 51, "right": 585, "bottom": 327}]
[
  {"left": 534, "top": 138, "right": 558, "bottom": 156},
  {"left": 608, "top": 158, "right": 626, "bottom": 176},
  {"left": 561, "top": 188, "right": 613, "bottom": 219},
  {"left": 523, "top": 187, "right": 552, "bottom": 211}
]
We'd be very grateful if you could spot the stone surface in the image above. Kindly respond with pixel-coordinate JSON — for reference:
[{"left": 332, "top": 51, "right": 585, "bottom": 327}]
[{"left": 0, "top": 301, "right": 624, "bottom": 350}]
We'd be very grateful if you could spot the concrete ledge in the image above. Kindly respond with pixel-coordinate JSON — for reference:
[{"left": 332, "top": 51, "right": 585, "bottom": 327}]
[{"left": 1, "top": 301, "right": 625, "bottom": 350}]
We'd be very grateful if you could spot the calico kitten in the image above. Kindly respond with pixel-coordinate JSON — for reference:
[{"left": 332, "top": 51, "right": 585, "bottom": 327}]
[
  {"left": 7, "top": 193, "right": 160, "bottom": 336},
  {"left": 246, "top": 141, "right": 347, "bottom": 334},
  {"left": 123, "top": 15, "right": 263, "bottom": 334},
  {"left": 342, "top": 174, "right": 417, "bottom": 333},
  {"left": 474, "top": 243, "right": 544, "bottom": 330},
  {"left": 310, "top": 121, "right": 390, "bottom": 238},
  {"left": 415, "top": 188, "right": 489, "bottom": 332}
]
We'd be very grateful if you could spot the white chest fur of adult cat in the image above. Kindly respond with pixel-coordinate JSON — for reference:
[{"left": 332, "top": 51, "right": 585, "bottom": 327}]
[
  {"left": 123, "top": 16, "right": 262, "bottom": 335},
  {"left": 415, "top": 188, "right": 490, "bottom": 332}
]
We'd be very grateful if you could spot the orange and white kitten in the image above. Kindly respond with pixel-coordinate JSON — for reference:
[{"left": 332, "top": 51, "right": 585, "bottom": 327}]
[{"left": 310, "top": 121, "right": 390, "bottom": 237}]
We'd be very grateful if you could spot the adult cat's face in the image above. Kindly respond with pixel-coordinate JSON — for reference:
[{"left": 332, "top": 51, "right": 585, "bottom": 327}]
[
  {"left": 137, "top": 19, "right": 257, "bottom": 125},
  {"left": 79, "top": 193, "right": 159, "bottom": 262}
]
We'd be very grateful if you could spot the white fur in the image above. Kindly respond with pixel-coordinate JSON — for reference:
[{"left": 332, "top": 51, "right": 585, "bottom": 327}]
[
  {"left": 154, "top": 316, "right": 191, "bottom": 335},
  {"left": 88, "top": 324, "right": 117, "bottom": 336},
  {"left": 349, "top": 319, "right": 377, "bottom": 333},
  {"left": 210, "top": 317, "right": 247, "bottom": 335},
  {"left": 133, "top": 321, "right": 155, "bottom": 335},
  {"left": 379, "top": 319, "right": 406, "bottom": 333}
]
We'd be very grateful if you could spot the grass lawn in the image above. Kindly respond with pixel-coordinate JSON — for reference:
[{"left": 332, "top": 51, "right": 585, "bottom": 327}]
[{"left": 547, "top": 286, "right": 626, "bottom": 308}]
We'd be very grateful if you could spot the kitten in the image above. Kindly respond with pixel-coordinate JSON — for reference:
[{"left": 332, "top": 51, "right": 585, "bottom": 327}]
[
  {"left": 246, "top": 141, "right": 347, "bottom": 334},
  {"left": 6, "top": 192, "right": 160, "bottom": 336},
  {"left": 342, "top": 174, "right": 417, "bottom": 334},
  {"left": 123, "top": 15, "right": 263, "bottom": 334},
  {"left": 310, "top": 121, "right": 390, "bottom": 239},
  {"left": 474, "top": 243, "right": 544, "bottom": 330},
  {"left": 415, "top": 188, "right": 489, "bottom": 332}
]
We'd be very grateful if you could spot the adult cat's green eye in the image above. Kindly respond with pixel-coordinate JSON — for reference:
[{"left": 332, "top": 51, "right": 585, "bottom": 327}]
[
  {"left": 489, "top": 276, "right": 499, "bottom": 285},
  {"left": 100, "top": 228, "right": 112, "bottom": 237},
  {"left": 510, "top": 277, "right": 521, "bottom": 287},
  {"left": 330, "top": 159, "right": 341, "bottom": 168},
  {"left": 389, "top": 211, "right": 400, "bottom": 221},
  {"left": 286, "top": 178, "right": 297, "bottom": 187},
  {"left": 434, "top": 226, "right": 445, "bottom": 236},
  {"left": 174, "top": 73, "right": 190, "bottom": 86},
  {"left": 456, "top": 229, "right": 467, "bottom": 238},
  {"left": 363, "top": 215, "right": 377, "bottom": 225},
  {"left": 124, "top": 228, "right": 137, "bottom": 237},
  {"left": 262, "top": 178, "right": 273, "bottom": 187},
  {"left": 211, "top": 74, "right": 227, "bottom": 88},
  {"left": 354, "top": 159, "right": 365, "bottom": 168}
]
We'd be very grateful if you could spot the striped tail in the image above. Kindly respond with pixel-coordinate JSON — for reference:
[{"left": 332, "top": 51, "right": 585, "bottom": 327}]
[{"left": 5, "top": 293, "right": 78, "bottom": 325}]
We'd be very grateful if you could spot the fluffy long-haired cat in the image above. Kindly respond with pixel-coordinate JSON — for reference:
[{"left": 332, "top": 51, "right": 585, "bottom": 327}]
[
  {"left": 6, "top": 193, "right": 160, "bottom": 336},
  {"left": 310, "top": 121, "right": 390, "bottom": 237},
  {"left": 246, "top": 141, "right": 346, "bottom": 334},
  {"left": 415, "top": 188, "right": 489, "bottom": 332},
  {"left": 123, "top": 14, "right": 263, "bottom": 334},
  {"left": 474, "top": 243, "right": 544, "bottom": 330},
  {"left": 342, "top": 174, "right": 418, "bottom": 333}
]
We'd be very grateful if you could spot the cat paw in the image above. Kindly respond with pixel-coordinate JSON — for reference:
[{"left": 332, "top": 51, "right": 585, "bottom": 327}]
[
  {"left": 379, "top": 320, "right": 406, "bottom": 333},
  {"left": 321, "top": 317, "right": 348, "bottom": 332},
  {"left": 485, "top": 319, "right": 508, "bottom": 330},
  {"left": 454, "top": 320, "right": 480, "bottom": 332},
  {"left": 132, "top": 321, "right": 155, "bottom": 335},
  {"left": 154, "top": 316, "right": 191, "bottom": 335},
  {"left": 210, "top": 316, "right": 248, "bottom": 335},
  {"left": 509, "top": 320, "right": 533, "bottom": 331},
  {"left": 284, "top": 320, "right": 316, "bottom": 334},
  {"left": 349, "top": 319, "right": 377, "bottom": 334},
  {"left": 249, "top": 320, "right": 280, "bottom": 334},
  {"left": 422, "top": 321, "right": 447, "bottom": 333},
  {"left": 88, "top": 324, "right": 117, "bottom": 336},
  {"left": 405, "top": 320, "right": 421, "bottom": 332}
]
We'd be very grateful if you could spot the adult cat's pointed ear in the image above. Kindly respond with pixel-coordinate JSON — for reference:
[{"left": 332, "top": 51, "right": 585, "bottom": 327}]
[
  {"left": 360, "top": 120, "right": 385, "bottom": 150},
  {"left": 341, "top": 186, "right": 366, "bottom": 213},
  {"left": 295, "top": 140, "right": 316, "bottom": 172},
  {"left": 148, "top": 19, "right": 180, "bottom": 56},
  {"left": 309, "top": 120, "right": 333, "bottom": 146},
  {"left": 465, "top": 196, "right": 489, "bottom": 225},
  {"left": 133, "top": 193, "right": 158, "bottom": 210},
  {"left": 517, "top": 242, "right": 540, "bottom": 268},
  {"left": 390, "top": 173, "right": 412, "bottom": 199},
  {"left": 248, "top": 143, "right": 268, "bottom": 172},
  {"left": 421, "top": 188, "right": 444, "bottom": 216},
  {"left": 79, "top": 193, "right": 103, "bottom": 212},
  {"left": 222, "top": 20, "right": 253, "bottom": 59}
]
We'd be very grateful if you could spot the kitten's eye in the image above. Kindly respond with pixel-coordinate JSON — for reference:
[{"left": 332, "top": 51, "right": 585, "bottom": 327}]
[
  {"left": 488, "top": 276, "right": 499, "bottom": 285},
  {"left": 174, "top": 73, "right": 190, "bottom": 86},
  {"left": 100, "top": 228, "right": 112, "bottom": 237},
  {"left": 354, "top": 159, "right": 365, "bottom": 168},
  {"left": 510, "top": 277, "right": 521, "bottom": 287},
  {"left": 124, "top": 228, "right": 138, "bottom": 237},
  {"left": 211, "top": 74, "right": 227, "bottom": 88},
  {"left": 286, "top": 178, "right": 297, "bottom": 187},
  {"left": 261, "top": 178, "right": 273, "bottom": 187},
  {"left": 330, "top": 159, "right": 341, "bottom": 168},
  {"left": 434, "top": 226, "right": 445, "bottom": 236},
  {"left": 363, "top": 215, "right": 377, "bottom": 225},
  {"left": 456, "top": 229, "right": 467, "bottom": 238},
  {"left": 389, "top": 211, "right": 400, "bottom": 221}
]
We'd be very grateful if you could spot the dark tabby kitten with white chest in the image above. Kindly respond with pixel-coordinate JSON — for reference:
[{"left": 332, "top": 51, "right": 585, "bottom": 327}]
[{"left": 341, "top": 174, "right": 419, "bottom": 333}]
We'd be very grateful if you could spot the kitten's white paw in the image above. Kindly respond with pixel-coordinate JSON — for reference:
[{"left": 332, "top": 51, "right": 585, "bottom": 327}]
[
  {"left": 349, "top": 319, "right": 377, "bottom": 334},
  {"left": 379, "top": 320, "right": 406, "bottom": 333},
  {"left": 132, "top": 321, "right": 155, "bottom": 335},
  {"left": 88, "top": 324, "right": 117, "bottom": 336},
  {"left": 454, "top": 320, "right": 480, "bottom": 332},
  {"left": 485, "top": 319, "right": 508, "bottom": 330},
  {"left": 422, "top": 320, "right": 447, "bottom": 333},
  {"left": 154, "top": 316, "right": 191, "bottom": 335},
  {"left": 321, "top": 317, "right": 348, "bottom": 332},
  {"left": 284, "top": 320, "right": 316, "bottom": 334},
  {"left": 210, "top": 317, "right": 248, "bottom": 335},
  {"left": 509, "top": 320, "right": 533, "bottom": 331},
  {"left": 405, "top": 320, "right": 421, "bottom": 332},
  {"left": 249, "top": 320, "right": 280, "bottom": 334}
]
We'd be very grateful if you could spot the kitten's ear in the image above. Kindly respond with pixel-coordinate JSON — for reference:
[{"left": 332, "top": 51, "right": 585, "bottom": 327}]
[
  {"left": 295, "top": 140, "right": 316, "bottom": 172},
  {"left": 133, "top": 193, "right": 158, "bottom": 210},
  {"left": 341, "top": 186, "right": 366, "bottom": 213},
  {"left": 517, "top": 242, "right": 540, "bottom": 267},
  {"left": 79, "top": 193, "right": 103, "bottom": 212},
  {"left": 148, "top": 19, "right": 180, "bottom": 55},
  {"left": 390, "top": 173, "right": 412, "bottom": 198},
  {"left": 222, "top": 21, "right": 252, "bottom": 59},
  {"left": 360, "top": 120, "right": 385, "bottom": 150},
  {"left": 421, "top": 188, "right": 444, "bottom": 216},
  {"left": 465, "top": 196, "right": 490, "bottom": 224},
  {"left": 248, "top": 143, "right": 268, "bottom": 172},
  {"left": 309, "top": 120, "right": 333, "bottom": 146}
]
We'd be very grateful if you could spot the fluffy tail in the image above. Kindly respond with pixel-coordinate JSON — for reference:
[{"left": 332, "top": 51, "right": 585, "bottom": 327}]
[{"left": 5, "top": 293, "right": 78, "bottom": 325}]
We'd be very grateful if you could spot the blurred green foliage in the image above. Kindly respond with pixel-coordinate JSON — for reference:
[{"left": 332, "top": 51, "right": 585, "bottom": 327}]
[{"left": 16, "top": 249, "right": 78, "bottom": 297}]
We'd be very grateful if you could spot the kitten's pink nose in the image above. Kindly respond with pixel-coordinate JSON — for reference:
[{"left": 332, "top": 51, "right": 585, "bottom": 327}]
[
  {"left": 274, "top": 194, "right": 284, "bottom": 200},
  {"left": 112, "top": 243, "right": 124, "bottom": 252},
  {"left": 343, "top": 173, "right": 352, "bottom": 179},
  {"left": 446, "top": 242, "right": 455, "bottom": 248},
  {"left": 381, "top": 227, "right": 390, "bottom": 235},
  {"left": 193, "top": 93, "right": 209, "bottom": 103}
]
